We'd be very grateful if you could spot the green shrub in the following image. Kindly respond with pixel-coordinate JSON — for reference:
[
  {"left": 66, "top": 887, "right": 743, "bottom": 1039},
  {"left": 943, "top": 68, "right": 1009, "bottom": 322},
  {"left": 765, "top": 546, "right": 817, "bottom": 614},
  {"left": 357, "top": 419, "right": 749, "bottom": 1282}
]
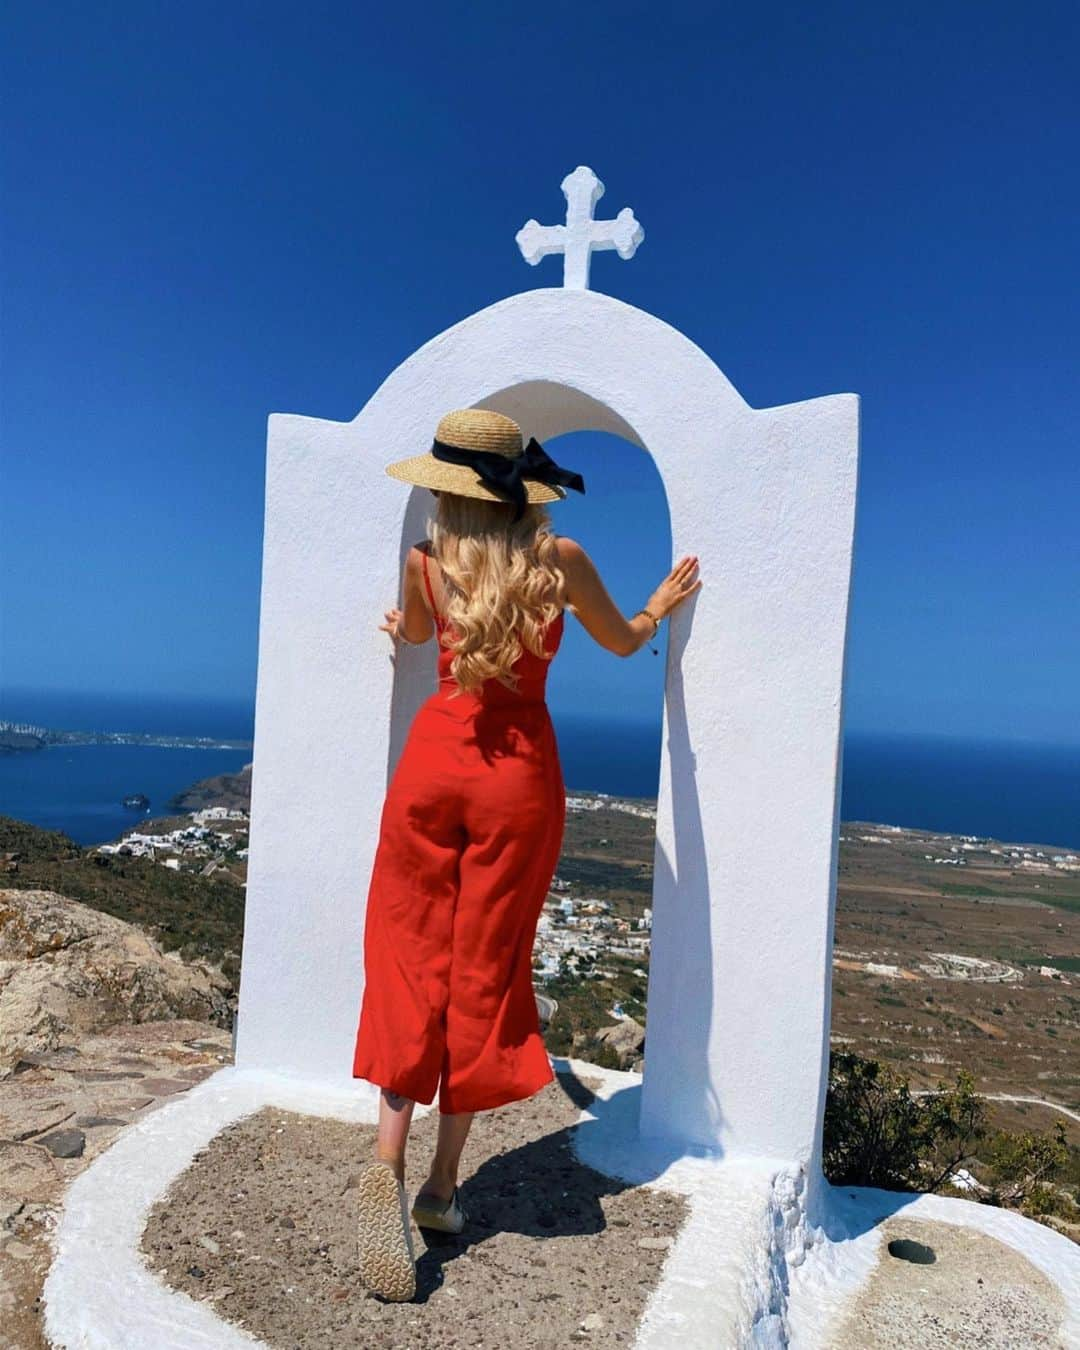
[
  {"left": 585, "top": 1039, "right": 622, "bottom": 1071},
  {"left": 823, "top": 1051, "right": 985, "bottom": 1191},
  {"left": 985, "top": 1122, "right": 1070, "bottom": 1214}
]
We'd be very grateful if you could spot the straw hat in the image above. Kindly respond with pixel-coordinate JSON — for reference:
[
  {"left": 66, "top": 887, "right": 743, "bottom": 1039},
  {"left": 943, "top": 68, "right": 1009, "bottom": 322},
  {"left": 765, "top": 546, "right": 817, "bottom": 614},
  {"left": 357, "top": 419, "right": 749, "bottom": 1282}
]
[{"left": 385, "top": 409, "right": 584, "bottom": 515}]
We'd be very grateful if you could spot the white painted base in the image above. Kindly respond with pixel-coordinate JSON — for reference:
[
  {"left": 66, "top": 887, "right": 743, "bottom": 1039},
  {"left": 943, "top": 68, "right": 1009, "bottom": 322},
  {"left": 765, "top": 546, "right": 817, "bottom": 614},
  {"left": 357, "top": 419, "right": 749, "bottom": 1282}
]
[
  {"left": 42, "top": 1066, "right": 402, "bottom": 1350},
  {"left": 567, "top": 1056, "right": 807, "bottom": 1347},
  {"left": 568, "top": 1059, "right": 1080, "bottom": 1348},
  {"left": 41, "top": 1061, "right": 1080, "bottom": 1349},
  {"left": 788, "top": 1179, "right": 1080, "bottom": 1349}
]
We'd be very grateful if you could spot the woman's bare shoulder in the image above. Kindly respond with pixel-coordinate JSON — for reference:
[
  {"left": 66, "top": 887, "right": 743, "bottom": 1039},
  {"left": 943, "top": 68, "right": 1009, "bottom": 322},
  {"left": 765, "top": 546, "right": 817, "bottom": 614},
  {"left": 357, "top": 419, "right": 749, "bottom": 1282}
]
[
  {"left": 401, "top": 543, "right": 433, "bottom": 591},
  {"left": 404, "top": 540, "right": 433, "bottom": 569},
  {"left": 553, "top": 534, "right": 589, "bottom": 567}
]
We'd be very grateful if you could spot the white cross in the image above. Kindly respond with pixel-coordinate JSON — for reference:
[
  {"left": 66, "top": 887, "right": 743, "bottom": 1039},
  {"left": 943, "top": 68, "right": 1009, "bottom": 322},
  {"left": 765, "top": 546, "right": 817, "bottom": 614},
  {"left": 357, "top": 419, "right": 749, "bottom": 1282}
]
[{"left": 515, "top": 166, "right": 645, "bottom": 291}]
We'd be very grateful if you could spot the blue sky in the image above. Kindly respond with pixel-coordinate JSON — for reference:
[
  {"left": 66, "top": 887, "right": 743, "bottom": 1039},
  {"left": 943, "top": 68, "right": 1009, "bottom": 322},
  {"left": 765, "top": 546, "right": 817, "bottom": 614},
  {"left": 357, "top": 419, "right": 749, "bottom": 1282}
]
[{"left": 2, "top": 2, "right": 1078, "bottom": 745}]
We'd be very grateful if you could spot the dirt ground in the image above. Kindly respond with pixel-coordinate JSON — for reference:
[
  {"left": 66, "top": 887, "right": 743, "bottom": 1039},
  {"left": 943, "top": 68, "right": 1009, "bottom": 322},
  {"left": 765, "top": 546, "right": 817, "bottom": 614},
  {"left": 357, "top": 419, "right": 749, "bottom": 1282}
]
[{"left": 140, "top": 1068, "right": 690, "bottom": 1348}]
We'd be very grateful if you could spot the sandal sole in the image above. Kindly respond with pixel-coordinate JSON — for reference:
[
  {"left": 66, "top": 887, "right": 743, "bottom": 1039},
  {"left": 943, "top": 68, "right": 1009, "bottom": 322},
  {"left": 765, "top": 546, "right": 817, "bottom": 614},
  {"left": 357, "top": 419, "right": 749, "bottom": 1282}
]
[{"left": 356, "top": 1162, "right": 416, "bottom": 1301}]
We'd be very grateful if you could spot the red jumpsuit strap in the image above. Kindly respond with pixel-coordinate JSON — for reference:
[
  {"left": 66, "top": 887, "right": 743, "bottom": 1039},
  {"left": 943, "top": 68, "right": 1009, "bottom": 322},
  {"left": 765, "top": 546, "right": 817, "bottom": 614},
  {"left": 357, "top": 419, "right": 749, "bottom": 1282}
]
[{"left": 419, "top": 544, "right": 440, "bottom": 620}]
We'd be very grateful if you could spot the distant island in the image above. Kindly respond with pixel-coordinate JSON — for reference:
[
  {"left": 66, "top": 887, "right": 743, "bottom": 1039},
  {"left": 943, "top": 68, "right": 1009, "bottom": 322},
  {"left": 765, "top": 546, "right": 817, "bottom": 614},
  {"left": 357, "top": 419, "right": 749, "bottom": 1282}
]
[{"left": 0, "top": 719, "right": 253, "bottom": 755}]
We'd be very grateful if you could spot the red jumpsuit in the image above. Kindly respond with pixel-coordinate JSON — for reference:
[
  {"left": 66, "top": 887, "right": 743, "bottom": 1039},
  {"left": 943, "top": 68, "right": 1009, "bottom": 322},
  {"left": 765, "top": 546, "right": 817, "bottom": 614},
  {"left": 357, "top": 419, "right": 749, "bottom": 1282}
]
[{"left": 352, "top": 545, "right": 566, "bottom": 1113}]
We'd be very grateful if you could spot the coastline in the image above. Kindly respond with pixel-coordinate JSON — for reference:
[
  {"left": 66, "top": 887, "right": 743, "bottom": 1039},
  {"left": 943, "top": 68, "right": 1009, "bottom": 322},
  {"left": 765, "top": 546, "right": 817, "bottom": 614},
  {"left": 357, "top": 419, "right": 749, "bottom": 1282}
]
[{"left": 1, "top": 715, "right": 1078, "bottom": 853}]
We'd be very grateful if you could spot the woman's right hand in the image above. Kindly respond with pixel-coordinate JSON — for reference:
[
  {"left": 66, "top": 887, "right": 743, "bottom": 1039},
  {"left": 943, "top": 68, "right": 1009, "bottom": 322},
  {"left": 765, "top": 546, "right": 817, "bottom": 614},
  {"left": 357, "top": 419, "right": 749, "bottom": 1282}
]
[
  {"left": 553, "top": 536, "right": 702, "bottom": 658},
  {"left": 648, "top": 555, "right": 702, "bottom": 619}
]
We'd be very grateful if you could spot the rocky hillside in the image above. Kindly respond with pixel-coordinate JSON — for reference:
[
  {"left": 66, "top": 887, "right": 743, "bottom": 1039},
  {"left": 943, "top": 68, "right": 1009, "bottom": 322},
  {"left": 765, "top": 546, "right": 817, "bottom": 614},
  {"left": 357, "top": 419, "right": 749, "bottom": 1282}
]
[
  {"left": 0, "top": 814, "right": 245, "bottom": 985},
  {"left": 0, "top": 887, "right": 232, "bottom": 1080},
  {"left": 169, "top": 762, "right": 252, "bottom": 812}
]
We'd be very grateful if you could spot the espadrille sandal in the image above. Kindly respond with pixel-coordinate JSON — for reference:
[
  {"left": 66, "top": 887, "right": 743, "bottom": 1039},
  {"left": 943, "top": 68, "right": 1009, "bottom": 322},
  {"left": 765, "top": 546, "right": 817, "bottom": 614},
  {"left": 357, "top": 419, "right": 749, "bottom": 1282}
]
[
  {"left": 411, "top": 1184, "right": 467, "bottom": 1234},
  {"left": 356, "top": 1160, "right": 416, "bottom": 1301}
]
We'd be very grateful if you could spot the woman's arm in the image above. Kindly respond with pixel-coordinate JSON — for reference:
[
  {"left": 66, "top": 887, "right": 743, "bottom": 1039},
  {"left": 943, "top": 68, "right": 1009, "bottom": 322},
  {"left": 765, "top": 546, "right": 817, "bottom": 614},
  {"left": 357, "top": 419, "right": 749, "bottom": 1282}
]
[
  {"left": 379, "top": 544, "right": 436, "bottom": 646},
  {"left": 555, "top": 536, "right": 701, "bottom": 657}
]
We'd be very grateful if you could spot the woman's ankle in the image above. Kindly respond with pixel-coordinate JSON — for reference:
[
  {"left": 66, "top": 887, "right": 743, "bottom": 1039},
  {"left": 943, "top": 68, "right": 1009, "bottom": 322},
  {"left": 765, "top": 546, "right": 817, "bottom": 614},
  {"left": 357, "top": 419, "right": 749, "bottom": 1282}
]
[
  {"left": 419, "top": 1166, "right": 456, "bottom": 1200},
  {"left": 374, "top": 1146, "right": 406, "bottom": 1183}
]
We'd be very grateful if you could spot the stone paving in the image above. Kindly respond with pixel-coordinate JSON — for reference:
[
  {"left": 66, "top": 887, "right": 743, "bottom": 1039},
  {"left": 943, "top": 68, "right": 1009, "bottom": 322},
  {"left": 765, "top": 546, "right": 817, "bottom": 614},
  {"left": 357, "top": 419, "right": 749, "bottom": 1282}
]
[{"left": 0, "top": 1018, "right": 232, "bottom": 1350}]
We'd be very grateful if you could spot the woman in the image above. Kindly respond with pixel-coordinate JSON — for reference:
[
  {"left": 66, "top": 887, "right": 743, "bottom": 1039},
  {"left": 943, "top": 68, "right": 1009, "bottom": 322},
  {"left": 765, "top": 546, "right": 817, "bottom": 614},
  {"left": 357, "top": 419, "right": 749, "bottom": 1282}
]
[{"left": 351, "top": 407, "right": 701, "bottom": 1301}]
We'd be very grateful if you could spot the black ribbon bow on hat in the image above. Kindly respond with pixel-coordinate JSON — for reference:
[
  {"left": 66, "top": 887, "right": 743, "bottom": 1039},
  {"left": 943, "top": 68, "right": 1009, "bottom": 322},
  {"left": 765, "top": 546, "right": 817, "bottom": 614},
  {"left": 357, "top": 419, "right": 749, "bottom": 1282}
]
[{"left": 430, "top": 436, "right": 585, "bottom": 522}]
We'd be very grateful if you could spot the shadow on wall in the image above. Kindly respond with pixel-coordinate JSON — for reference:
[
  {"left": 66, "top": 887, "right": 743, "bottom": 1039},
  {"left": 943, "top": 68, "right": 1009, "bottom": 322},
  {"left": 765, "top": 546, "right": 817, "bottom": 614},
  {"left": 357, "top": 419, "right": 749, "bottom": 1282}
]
[
  {"left": 650, "top": 644, "right": 725, "bottom": 1149},
  {"left": 385, "top": 487, "right": 442, "bottom": 777}
]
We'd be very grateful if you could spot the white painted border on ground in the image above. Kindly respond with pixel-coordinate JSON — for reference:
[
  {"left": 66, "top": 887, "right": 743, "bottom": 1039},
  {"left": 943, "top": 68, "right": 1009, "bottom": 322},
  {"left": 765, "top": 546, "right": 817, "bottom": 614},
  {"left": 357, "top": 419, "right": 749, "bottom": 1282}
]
[
  {"left": 42, "top": 1066, "right": 396, "bottom": 1350},
  {"left": 42, "top": 1061, "right": 1080, "bottom": 1350}
]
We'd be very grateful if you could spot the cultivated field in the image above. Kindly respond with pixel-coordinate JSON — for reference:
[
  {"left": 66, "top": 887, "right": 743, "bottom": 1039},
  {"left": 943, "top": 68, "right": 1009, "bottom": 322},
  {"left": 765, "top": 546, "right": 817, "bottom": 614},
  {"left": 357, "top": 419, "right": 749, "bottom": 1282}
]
[{"left": 554, "top": 798, "right": 1080, "bottom": 1145}]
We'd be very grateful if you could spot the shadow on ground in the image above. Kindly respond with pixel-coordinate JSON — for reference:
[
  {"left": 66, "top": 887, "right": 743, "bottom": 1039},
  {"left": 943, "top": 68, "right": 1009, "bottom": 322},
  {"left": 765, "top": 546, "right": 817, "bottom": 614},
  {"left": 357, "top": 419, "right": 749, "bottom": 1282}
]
[
  {"left": 409, "top": 1068, "right": 670, "bottom": 1300},
  {"left": 141, "top": 1066, "right": 690, "bottom": 1349}
]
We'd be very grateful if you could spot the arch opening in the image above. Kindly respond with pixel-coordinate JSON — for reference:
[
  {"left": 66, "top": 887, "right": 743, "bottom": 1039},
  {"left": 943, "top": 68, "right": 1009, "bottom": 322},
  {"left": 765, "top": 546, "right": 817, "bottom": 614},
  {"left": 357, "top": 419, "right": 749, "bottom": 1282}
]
[
  {"left": 391, "top": 409, "right": 674, "bottom": 1074},
  {"left": 387, "top": 376, "right": 719, "bottom": 1154}
]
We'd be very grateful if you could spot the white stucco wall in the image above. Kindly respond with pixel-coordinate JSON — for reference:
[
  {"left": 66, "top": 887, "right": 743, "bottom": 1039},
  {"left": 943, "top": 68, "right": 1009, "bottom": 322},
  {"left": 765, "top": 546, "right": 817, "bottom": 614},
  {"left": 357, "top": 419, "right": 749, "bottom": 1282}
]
[{"left": 235, "top": 286, "right": 859, "bottom": 1167}]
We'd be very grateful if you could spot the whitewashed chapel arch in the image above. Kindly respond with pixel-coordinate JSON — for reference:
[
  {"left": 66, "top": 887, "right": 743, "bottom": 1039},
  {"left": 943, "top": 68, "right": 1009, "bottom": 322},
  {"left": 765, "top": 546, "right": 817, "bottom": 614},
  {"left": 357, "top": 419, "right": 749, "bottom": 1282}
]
[{"left": 238, "top": 219, "right": 859, "bottom": 1172}]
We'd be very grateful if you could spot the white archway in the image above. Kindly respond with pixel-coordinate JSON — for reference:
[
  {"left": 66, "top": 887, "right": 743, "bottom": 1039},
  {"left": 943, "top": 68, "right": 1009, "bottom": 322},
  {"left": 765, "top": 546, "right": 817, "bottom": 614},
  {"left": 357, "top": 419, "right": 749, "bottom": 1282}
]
[{"left": 236, "top": 286, "right": 859, "bottom": 1170}]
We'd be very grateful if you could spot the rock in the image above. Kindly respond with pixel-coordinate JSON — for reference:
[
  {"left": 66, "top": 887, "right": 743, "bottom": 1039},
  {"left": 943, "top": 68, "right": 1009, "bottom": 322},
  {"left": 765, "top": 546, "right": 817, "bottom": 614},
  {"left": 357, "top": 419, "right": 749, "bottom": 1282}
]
[
  {"left": 197, "top": 1235, "right": 221, "bottom": 1255},
  {"left": 74, "top": 1115, "right": 127, "bottom": 1129},
  {"left": 16, "top": 1200, "right": 56, "bottom": 1226},
  {"left": 580, "top": 1312, "right": 604, "bottom": 1330},
  {"left": 69, "top": 1069, "right": 145, "bottom": 1082},
  {"left": 0, "top": 1142, "right": 62, "bottom": 1202},
  {"left": 13, "top": 1047, "right": 81, "bottom": 1071},
  {"left": 139, "top": 1078, "right": 192, "bottom": 1096},
  {"left": 0, "top": 888, "right": 232, "bottom": 1079},
  {"left": 2, "top": 1239, "right": 34, "bottom": 1260},
  {"left": 637, "top": 1235, "right": 673, "bottom": 1250},
  {"left": 35, "top": 1128, "right": 85, "bottom": 1158},
  {"left": 109, "top": 1096, "right": 155, "bottom": 1112},
  {"left": 0, "top": 1098, "right": 73, "bottom": 1142},
  {"left": 176, "top": 1063, "right": 219, "bottom": 1081},
  {"left": 0, "top": 1194, "right": 24, "bottom": 1226},
  {"left": 595, "top": 1016, "right": 646, "bottom": 1068}
]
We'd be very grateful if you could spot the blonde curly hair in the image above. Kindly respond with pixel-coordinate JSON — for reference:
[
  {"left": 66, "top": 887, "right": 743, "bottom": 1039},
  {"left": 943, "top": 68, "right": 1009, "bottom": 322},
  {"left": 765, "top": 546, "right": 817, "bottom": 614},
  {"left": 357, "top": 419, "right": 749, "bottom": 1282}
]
[{"left": 428, "top": 492, "right": 567, "bottom": 697}]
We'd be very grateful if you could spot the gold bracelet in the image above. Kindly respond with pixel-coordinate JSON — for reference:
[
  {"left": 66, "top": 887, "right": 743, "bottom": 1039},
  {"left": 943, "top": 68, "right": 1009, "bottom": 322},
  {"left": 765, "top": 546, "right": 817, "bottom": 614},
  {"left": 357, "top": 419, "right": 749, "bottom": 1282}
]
[
  {"left": 633, "top": 607, "right": 660, "bottom": 637},
  {"left": 632, "top": 608, "right": 661, "bottom": 656}
]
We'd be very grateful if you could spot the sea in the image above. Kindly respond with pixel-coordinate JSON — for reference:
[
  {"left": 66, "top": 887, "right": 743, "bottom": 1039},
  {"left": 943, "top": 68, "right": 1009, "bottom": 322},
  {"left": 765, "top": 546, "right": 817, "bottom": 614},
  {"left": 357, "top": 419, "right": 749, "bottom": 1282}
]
[{"left": 1, "top": 686, "right": 1078, "bottom": 852}]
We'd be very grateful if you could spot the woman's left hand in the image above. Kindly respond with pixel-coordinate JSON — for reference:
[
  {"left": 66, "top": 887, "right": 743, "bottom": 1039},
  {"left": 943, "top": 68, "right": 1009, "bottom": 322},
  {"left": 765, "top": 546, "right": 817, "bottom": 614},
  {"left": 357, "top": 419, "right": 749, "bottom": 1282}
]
[{"left": 380, "top": 608, "right": 407, "bottom": 642}]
